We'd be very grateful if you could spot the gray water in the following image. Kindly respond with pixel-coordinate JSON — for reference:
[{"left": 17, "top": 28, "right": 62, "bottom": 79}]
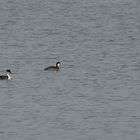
[{"left": 0, "top": 0, "right": 140, "bottom": 139}]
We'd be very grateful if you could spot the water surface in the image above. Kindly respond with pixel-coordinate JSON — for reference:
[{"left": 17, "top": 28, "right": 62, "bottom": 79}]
[{"left": 0, "top": 0, "right": 140, "bottom": 140}]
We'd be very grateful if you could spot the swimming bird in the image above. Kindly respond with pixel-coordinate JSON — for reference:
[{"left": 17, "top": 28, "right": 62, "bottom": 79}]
[
  {"left": 44, "top": 62, "right": 60, "bottom": 71},
  {"left": 0, "top": 69, "right": 12, "bottom": 80}
]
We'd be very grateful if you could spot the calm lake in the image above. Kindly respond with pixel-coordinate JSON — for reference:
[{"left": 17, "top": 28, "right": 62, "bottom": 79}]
[{"left": 0, "top": 0, "right": 140, "bottom": 139}]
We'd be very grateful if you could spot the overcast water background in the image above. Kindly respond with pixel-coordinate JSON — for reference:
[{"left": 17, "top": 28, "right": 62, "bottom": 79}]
[{"left": 0, "top": 0, "right": 140, "bottom": 140}]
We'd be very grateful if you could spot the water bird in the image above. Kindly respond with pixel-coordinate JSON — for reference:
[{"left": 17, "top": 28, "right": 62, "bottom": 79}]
[
  {"left": 0, "top": 69, "right": 12, "bottom": 80},
  {"left": 44, "top": 62, "right": 60, "bottom": 71}
]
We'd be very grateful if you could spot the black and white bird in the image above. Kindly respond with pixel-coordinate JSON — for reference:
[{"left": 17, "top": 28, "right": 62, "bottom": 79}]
[
  {"left": 44, "top": 62, "right": 60, "bottom": 71},
  {"left": 0, "top": 69, "right": 12, "bottom": 80}
]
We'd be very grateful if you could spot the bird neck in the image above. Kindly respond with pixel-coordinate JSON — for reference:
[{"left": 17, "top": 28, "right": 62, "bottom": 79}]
[{"left": 6, "top": 74, "right": 11, "bottom": 79}]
